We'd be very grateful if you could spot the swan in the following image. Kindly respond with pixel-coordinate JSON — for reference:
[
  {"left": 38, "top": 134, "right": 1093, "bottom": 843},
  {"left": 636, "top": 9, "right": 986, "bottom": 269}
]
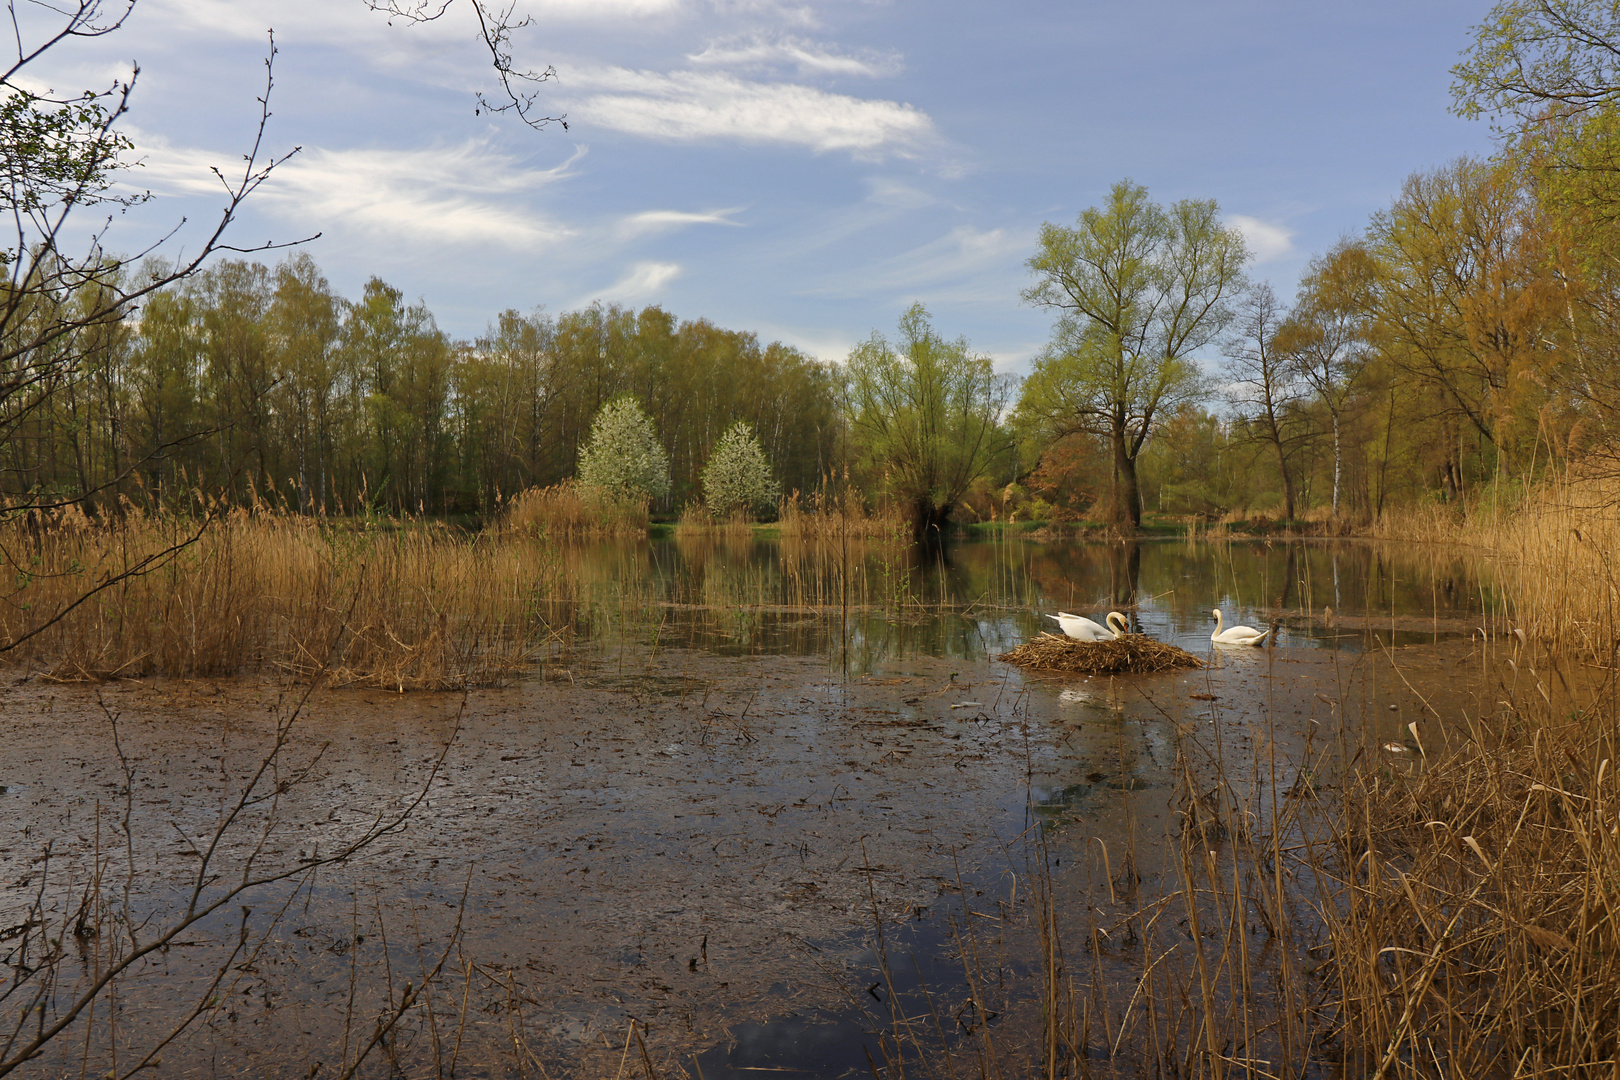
[
  {"left": 1047, "top": 611, "right": 1129, "bottom": 642},
  {"left": 1210, "top": 609, "right": 1270, "bottom": 646}
]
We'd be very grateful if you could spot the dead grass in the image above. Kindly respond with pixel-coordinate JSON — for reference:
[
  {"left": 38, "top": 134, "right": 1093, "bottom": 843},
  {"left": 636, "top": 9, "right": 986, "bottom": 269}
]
[{"left": 997, "top": 631, "right": 1205, "bottom": 674}]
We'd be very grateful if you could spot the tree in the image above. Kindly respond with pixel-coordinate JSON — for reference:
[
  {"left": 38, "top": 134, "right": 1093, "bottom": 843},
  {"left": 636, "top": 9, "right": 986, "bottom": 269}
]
[
  {"left": 266, "top": 254, "right": 341, "bottom": 512},
  {"left": 843, "top": 303, "right": 1011, "bottom": 540},
  {"left": 1276, "top": 241, "right": 1377, "bottom": 516},
  {"left": 701, "top": 421, "right": 780, "bottom": 519},
  {"left": 577, "top": 396, "right": 670, "bottom": 504},
  {"left": 1222, "top": 283, "right": 1306, "bottom": 519},
  {"left": 1368, "top": 159, "right": 1561, "bottom": 479},
  {"left": 1453, "top": 0, "right": 1620, "bottom": 127},
  {"left": 1019, "top": 179, "right": 1248, "bottom": 531}
]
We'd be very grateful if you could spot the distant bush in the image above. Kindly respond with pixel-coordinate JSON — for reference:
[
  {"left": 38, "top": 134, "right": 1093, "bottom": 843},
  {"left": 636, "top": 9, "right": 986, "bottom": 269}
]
[
  {"left": 577, "top": 397, "right": 670, "bottom": 503},
  {"left": 701, "top": 422, "right": 781, "bottom": 520}
]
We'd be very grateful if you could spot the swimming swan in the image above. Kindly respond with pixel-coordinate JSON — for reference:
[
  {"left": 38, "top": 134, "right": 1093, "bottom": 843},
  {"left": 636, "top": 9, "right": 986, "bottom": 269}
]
[
  {"left": 1210, "top": 609, "right": 1270, "bottom": 646},
  {"left": 1048, "top": 611, "right": 1129, "bottom": 642}
]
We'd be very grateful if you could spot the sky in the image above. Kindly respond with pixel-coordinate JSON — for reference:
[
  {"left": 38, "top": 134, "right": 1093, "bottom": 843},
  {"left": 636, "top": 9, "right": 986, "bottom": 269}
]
[{"left": 28, "top": 0, "right": 1501, "bottom": 371}]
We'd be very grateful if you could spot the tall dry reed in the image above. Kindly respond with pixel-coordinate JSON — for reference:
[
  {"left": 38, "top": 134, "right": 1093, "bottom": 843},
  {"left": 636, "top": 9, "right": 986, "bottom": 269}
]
[
  {"left": 0, "top": 504, "right": 570, "bottom": 688},
  {"left": 673, "top": 502, "right": 755, "bottom": 539},
  {"left": 1307, "top": 641, "right": 1620, "bottom": 1078},
  {"left": 776, "top": 488, "right": 906, "bottom": 541},
  {"left": 502, "top": 481, "right": 648, "bottom": 538},
  {"left": 1372, "top": 473, "right": 1620, "bottom": 653}
]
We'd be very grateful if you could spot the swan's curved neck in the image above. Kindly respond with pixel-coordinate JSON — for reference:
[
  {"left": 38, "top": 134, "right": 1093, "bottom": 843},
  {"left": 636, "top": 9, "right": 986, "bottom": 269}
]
[{"left": 1214, "top": 610, "right": 1224, "bottom": 634}]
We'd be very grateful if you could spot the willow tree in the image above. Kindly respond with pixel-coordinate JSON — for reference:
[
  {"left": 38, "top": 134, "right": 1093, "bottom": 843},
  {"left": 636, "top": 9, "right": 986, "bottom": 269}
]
[
  {"left": 844, "top": 303, "right": 1011, "bottom": 540},
  {"left": 1019, "top": 180, "right": 1248, "bottom": 531}
]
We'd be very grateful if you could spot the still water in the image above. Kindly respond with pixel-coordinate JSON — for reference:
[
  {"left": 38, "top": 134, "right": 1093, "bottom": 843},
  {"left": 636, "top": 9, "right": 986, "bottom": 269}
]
[
  {"left": 0, "top": 536, "right": 1521, "bottom": 1078},
  {"left": 554, "top": 534, "right": 1508, "bottom": 664}
]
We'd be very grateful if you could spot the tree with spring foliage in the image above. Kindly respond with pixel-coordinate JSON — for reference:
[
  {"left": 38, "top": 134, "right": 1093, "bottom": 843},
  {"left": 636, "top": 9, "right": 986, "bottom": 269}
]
[
  {"left": 1019, "top": 180, "right": 1247, "bottom": 531},
  {"left": 577, "top": 396, "right": 670, "bottom": 504},
  {"left": 1276, "top": 241, "right": 1378, "bottom": 516},
  {"left": 701, "top": 421, "right": 780, "bottom": 520},
  {"left": 844, "top": 303, "right": 1011, "bottom": 540}
]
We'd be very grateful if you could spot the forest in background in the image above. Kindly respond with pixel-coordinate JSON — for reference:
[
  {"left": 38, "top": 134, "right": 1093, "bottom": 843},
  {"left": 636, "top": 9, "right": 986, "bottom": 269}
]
[{"left": 6, "top": 3, "right": 1620, "bottom": 535}]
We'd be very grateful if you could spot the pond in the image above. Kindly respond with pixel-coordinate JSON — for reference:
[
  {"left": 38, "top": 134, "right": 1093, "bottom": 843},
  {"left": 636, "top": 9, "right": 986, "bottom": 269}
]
[
  {"left": 0, "top": 538, "right": 1532, "bottom": 1079},
  {"left": 559, "top": 535, "right": 1510, "bottom": 663}
]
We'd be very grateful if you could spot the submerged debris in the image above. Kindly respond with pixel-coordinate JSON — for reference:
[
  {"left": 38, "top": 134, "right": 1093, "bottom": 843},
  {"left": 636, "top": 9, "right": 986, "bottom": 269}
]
[{"left": 997, "top": 632, "right": 1204, "bottom": 674}]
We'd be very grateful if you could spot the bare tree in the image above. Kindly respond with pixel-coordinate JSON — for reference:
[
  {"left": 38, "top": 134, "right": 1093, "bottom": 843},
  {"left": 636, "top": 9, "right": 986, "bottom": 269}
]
[{"left": 1222, "top": 282, "right": 1307, "bottom": 520}]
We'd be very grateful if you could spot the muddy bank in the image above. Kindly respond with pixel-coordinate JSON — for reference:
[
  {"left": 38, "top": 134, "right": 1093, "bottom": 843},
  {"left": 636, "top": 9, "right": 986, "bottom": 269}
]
[{"left": 0, "top": 638, "right": 1530, "bottom": 1076}]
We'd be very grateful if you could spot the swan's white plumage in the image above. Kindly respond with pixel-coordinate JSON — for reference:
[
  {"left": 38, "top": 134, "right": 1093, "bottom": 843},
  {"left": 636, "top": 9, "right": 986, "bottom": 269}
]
[
  {"left": 1210, "top": 609, "right": 1270, "bottom": 646},
  {"left": 1047, "top": 611, "right": 1115, "bottom": 642}
]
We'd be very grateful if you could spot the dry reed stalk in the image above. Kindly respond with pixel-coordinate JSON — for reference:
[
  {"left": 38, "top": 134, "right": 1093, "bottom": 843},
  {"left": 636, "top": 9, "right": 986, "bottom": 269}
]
[
  {"left": 0, "top": 506, "right": 571, "bottom": 688},
  {"left": 503, "top": 482, "right": 649, "bottom": 538},
  {"left": 776, "top": 489, "right": 906, "bottom": 541},
  {"left": 1314, "top": 669, "right": 1620, "bottom": 1078},
  {"left": 673, "top": 503, "right": 755, "bottom": 540},
  {"left": 997, "top": 631, "right": 1204, "bottom": 674},
  {"left": 1369, "top": 473, "right": 1620, "bottom": 653}
]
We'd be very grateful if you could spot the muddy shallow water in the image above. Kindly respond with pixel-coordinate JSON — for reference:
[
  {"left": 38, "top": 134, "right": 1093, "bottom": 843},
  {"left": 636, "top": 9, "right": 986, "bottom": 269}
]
[{"left": 0, "top": 539, "right": 1547, "bottom": 1077}]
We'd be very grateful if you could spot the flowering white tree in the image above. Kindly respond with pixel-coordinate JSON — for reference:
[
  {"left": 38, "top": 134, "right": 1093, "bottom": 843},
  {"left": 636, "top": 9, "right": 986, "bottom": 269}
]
[
  {"left": 702, "top": 422, "right": 781, "bottom": 519},
  {"left": 577, "top": 397, "right": 670, "bottom": 503}
]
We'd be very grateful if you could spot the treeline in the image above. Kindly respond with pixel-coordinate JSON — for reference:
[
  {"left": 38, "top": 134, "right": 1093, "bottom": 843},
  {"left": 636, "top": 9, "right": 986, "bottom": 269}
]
[
  {"left": 1, "top": 256, "right": 839, "bottom": 516},
  {"left": 1011, "top": 149, "right": 1620, "bottom": 526}
]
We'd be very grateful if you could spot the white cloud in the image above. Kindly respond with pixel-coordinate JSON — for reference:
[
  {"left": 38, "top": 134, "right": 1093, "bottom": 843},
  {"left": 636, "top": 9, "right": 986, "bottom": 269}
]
[
  {"left": 568, "top": 67, "right": 934, "bottom": 155},
  {"left": 616, "top": 207, "right": 745, "bottom": 239},
  {"left": 1229, "top": 214, "right": 1295, "bottom": 263},
  {"left": 593, "top": 261, "right": 683, "bottom": 302},
  {"left": 689, "top": 34, "right": 902, "bottom": 78},
  {"left": 129, "top": 133, "right": 581, "bottom": 249}
]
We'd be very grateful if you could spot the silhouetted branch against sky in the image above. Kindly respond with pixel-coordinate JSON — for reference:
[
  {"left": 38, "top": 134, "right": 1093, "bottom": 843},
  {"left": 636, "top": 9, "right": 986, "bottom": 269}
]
[{"left": 365, "top": 0, "right": 567, "bottom": 129}]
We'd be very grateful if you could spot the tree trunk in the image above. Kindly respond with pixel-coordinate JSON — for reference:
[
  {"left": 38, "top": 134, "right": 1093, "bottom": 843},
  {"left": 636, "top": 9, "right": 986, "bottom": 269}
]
[
  {"left": 911, "top": 495, "right": 951, "bottom": 543},
  {"left": 1330, "top": 411, "right": 1342, "bottom": 517},
  {"left": 1112, "top": 426, "right": 1142, "bottom": 532},
  {"left": 1274, "top": 437, "right": 1296, "bottom": 520}
]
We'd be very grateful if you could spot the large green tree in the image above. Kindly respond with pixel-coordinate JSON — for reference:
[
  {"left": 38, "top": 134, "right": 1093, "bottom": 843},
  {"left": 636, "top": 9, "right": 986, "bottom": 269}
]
[
  {"left": 844, "top": 303, "right": 1011, "bottom": 540},
  {"left": 1018, "top": 180, "right": 1248, "bottom": 531}
]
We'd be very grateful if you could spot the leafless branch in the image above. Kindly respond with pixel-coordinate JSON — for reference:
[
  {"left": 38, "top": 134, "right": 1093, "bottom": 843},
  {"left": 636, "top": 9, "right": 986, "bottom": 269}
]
[{"left": 366, "top": 0, "right": 566, "bottom": 130}]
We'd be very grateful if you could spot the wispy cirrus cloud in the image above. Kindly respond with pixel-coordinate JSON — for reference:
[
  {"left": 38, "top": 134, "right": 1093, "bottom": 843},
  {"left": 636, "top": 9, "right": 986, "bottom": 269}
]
[
  {"left": 568, "top": 67, "right": 934, "bottom": 156},
  {"left": 616, "top": 207, "right": 745, "bottom": 239},
  {"left": 689, "top": 34, "right": 902, "bottom": 78},
  {"left": 1228, "top": 214, "right": 1295, "bottom": 263},
  {"left": 590, "top": 260, "right": 683, "bottom": 304},
  {"left": 811, "top": 224, "right": 1029, "bottom": 298},
  {"left": 129, "top": 133, "right": 582, "bottom": 249}
]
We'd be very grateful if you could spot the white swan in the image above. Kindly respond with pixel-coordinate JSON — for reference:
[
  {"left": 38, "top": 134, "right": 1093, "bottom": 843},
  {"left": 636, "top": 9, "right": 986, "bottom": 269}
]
[
  {"left": 1210, "top": 609, "right": 1270, "bottom": 646},
  {"left": 1048, "top": 611, "right": 1129, "bottom": 642}
]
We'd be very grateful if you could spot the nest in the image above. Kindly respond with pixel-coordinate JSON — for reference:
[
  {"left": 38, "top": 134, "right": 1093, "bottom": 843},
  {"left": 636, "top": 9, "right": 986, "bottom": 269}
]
[{"left": 997, "top": 632, "right": 1204, "bottom": 675}]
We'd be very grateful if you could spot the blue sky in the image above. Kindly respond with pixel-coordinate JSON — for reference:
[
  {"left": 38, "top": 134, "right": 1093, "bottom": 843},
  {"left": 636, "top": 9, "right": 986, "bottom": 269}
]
[{"left": 36, "top": 0, "right": 1499, "bottom": 370}]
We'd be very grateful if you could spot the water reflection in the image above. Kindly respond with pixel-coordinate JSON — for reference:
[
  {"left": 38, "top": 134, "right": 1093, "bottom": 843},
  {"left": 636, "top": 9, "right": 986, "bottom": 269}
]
[{"left": 548, "top": 535, "right": 1504, "bottom": 670}]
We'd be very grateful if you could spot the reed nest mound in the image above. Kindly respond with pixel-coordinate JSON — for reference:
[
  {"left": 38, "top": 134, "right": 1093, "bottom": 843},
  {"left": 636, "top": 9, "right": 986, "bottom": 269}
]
[{"left": 998, "top": 632, "right": 1204, "bottom": 674}]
